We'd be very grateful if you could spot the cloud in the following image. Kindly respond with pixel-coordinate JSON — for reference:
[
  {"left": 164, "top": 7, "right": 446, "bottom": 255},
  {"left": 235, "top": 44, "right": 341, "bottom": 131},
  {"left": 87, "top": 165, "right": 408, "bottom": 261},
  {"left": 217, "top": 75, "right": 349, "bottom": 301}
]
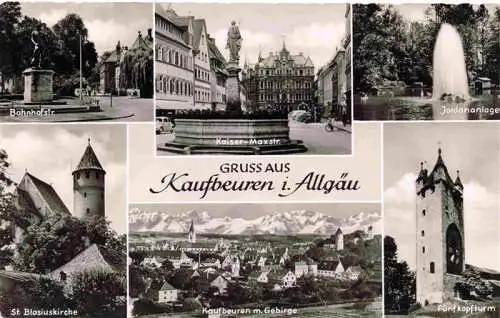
[
  {"left": 1, "top": 127, "right": 126, "bottom": 234},
  {"left": 38, "top": 9, "right": 69, "bottom": 27},
  {"left": 384, "top": 173, "right": 499, "bottom": 271}
]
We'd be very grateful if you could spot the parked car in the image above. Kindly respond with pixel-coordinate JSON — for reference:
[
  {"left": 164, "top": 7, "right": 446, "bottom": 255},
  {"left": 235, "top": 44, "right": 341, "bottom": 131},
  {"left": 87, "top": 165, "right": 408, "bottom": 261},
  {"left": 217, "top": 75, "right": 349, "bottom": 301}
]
[
  {"left": 156, "top": 117, "right": 174, "bottom": 134},
  {"left": 289, "top": 110, "right": 313, "bottom": 123}
]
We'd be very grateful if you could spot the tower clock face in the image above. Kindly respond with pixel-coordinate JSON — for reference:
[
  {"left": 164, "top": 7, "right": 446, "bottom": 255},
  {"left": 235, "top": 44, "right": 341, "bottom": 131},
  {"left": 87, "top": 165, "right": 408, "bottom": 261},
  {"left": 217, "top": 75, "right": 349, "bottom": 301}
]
[{"left": 446, "top": 224, "right": 463, "bottom": 274}]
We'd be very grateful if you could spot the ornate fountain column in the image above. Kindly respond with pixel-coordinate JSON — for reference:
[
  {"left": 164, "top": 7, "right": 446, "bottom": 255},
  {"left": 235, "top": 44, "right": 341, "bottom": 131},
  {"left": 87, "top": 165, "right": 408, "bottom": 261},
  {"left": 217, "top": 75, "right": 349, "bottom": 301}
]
[{"left": 225, "top": 21, "right": 243, "bottom": 114}]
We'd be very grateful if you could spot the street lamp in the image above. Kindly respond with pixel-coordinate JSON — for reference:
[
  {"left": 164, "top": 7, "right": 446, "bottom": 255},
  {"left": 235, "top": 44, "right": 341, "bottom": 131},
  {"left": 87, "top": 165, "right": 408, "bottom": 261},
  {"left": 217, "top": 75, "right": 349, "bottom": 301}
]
[{"left": 78, "top": 32, "right": 87, "bottom": 102}]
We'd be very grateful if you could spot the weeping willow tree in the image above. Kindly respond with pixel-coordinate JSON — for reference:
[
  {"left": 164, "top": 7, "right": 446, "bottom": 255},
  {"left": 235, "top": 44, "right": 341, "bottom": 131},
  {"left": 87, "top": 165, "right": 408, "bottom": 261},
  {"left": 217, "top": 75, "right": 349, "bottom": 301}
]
[{"left": 119, "top": 44, "right": 153, "bottom": 98}]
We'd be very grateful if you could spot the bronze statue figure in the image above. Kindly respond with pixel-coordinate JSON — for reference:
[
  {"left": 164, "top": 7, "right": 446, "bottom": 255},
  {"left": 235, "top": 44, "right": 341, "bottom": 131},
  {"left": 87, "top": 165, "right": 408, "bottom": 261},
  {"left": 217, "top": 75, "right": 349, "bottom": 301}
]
[
  {"left": 226, "top": 21, "right": 242, "bottom": 63},
  {"left": 30, "top": 30, "right": 41, "bottom": 68}
]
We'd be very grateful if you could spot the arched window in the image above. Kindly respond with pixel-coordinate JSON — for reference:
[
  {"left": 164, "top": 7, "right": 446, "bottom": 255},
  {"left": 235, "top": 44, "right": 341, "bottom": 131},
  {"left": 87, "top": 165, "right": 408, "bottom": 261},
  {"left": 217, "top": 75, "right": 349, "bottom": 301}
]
[
  {"left": 422, "top": 209, "right": 426, "bottom": 216},
  {"left": 422, "top": 246, "right": 425, "bottom": 253},
  {"left": 84, "top": 192, "right": 87, "bottom": 198},
  {"left": 86, "top": 208, "right": 90, "bottom": 214},
  {"left": 421, "top": 230, "right": 425, "bottom": 236},
  {"left": 430, "top": 262, "right": 435, "bottom": 273}
]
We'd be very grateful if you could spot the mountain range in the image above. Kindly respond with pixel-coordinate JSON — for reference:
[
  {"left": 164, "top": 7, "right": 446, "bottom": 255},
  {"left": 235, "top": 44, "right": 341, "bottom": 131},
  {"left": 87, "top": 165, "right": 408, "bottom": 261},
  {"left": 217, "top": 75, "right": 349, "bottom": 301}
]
[{"left": 129, "top": 209, "right": 381, "bottom": 236}]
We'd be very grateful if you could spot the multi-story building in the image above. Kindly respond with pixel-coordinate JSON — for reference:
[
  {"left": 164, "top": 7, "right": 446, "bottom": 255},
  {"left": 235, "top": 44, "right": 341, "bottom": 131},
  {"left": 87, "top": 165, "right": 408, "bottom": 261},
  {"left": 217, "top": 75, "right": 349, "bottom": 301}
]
[
  {"left": 192, "top": 19, "right": 212, "bottom": 109},
  {"left": 344, "top": 4, "right": 352, "bottom": 119},
  {"left": 155, "top": 4, "right": 221, "bottom": 114},
  {"left": 207, "top": 35, "right": 227, "bottom": 110},
  {"left": 242, "top": 42, "right": 315, "bottom": 112},
  {"left": 155, "top": 4, "right": 195, "bottom": 115}
]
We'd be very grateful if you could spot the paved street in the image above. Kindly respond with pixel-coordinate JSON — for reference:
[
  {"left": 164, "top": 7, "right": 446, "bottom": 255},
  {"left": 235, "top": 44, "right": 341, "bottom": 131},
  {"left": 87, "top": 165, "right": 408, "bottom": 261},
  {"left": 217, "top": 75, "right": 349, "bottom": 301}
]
[
  {"left": 157, "top": 120, "right": 352, "bottom": 155},
  {"left": 95, "top": 96, "right": 154, "bottom": 122},
  {"left": 0, "top": 96, "right": 154, "bottom": 122},
  {"left": 289, "top": 121, "right": 351, "bottom": 155}
]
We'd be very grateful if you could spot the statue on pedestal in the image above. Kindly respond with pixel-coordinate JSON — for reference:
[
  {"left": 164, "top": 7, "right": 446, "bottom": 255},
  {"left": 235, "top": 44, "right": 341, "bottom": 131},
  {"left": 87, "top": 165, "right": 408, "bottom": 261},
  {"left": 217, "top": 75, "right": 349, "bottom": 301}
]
[
  {"left": 226, "top": 21, "right": 242, "bottom": 63},
  {"left": 30, "top": 31, "right": 42, "bottom": 69}
]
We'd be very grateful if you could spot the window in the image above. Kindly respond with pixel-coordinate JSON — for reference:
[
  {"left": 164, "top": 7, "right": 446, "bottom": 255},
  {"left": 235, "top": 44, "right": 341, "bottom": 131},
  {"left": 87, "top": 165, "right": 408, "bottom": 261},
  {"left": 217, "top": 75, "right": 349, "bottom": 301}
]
[
  {"left": 76, "top": 173, "right": 80, "bottom": 180},
  {"left": 85, "top": 172, "right": 90, "bottom": 179},
  {"left": 422, "top": 209, "right": 426, "bottom": 216},
  {"left": 421, "top": 230, "right": 425, "bottom": 236},
  {"left": 430, "top": 262, "right": 435, "bottom": 273},
  {"left": 422, "top": 246, "right": 425, "bottom": 253},
  {"left": 84, "top": 192, "right": 87, "bottom": 198},
  {"left": 96, "top": 172, "right": 99, "bottom": 179},
  {"left": 86, "top": 208, "right": 90, "bottom": 214}
]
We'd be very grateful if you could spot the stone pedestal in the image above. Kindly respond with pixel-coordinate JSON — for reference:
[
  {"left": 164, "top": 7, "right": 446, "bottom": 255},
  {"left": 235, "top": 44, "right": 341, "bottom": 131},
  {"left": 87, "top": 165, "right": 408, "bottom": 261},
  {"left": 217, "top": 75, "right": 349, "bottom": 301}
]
[
  {"left": 23, "top": 68, "right": 54, "bottom": 104},
  {"left": 225, "top": 62, "right": 242, "bottom": 114}
]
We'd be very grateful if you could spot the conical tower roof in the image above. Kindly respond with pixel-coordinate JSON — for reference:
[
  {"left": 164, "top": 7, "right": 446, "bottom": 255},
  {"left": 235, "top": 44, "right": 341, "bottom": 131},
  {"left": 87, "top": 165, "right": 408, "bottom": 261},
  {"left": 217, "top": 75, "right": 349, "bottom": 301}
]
[{"left": 73, "top": 139, "right": 105, "bottom": 173}]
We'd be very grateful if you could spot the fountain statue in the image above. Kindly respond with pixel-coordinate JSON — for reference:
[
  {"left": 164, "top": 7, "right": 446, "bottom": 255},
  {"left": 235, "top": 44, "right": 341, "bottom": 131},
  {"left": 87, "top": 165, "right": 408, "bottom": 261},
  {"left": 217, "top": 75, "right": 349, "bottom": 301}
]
[
  {"left": 432, "top": 23, "right": 470, "bottom": 101},
  {"left": 225, "top": 21, "right": 243, "bottom": 113}
]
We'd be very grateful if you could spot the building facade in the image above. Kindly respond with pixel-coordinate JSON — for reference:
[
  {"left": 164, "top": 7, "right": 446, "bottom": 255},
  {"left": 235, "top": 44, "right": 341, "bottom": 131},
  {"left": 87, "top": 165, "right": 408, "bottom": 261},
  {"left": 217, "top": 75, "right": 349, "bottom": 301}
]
[
  {"left": 242, "top": 42, "right": 315, "bottom": 112},
  {"left": 99, "top": 29, "right": 153, "bottom": 96},
  {"left": 192, "top": 19, "right": 212, "bottom": 109},
  {"left": 207, "top": 35, "right": 227, "bottom": 110},
  {"left": 155, "top": 5, "right": 226, "bottom": 114},
  {"left": 343, "top": 4, "right": 352, "bottom": 120},
  {"left": 415, "top": 148, "right": 465, "bottom": 305},
  {"left": 155, "top": 4, "right": 195, "bottom": 114}
]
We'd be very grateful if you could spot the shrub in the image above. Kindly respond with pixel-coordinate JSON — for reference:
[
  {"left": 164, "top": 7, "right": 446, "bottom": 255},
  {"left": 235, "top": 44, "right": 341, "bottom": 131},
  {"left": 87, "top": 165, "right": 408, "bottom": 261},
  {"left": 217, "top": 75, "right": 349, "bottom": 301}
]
[{"left": 71, "top": 269, "right": 126, "bottom": 318}]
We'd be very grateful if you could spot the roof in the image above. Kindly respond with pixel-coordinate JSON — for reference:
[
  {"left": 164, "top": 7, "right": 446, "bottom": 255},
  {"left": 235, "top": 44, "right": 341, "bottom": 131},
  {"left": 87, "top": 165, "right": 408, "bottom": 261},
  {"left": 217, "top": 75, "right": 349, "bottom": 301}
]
[
  {"left": 73, "top": 141, "right": 105, "bottom": 173},
  {"left": 346, "top": 265, "right": 362, "bottom": 273},
  {"left": 318, "top": 260, "right": 341, "bottom": 271},
  {"left": 131, "top": 31, "right": 152, "bottom": 50},
  {"left": 151, "top": 250, "right": 186, "bottom": 259},
  {"left": 160, "top": 281, "right": 177, "bottom": 291},
  {"left": 417, "top": 148, "right": 461, "bottom": 193},
  {"left": 50, "top": 244, "right": 126, "bottom": 277},
  {"left": 256, "top": 52, "right": 314, "bottom": 69},
  {"left": 0, "top": 270, "right": 43, "bottom": 283},
  {"left": 16, "top": 188, "right": 42, "bottom": 219},
  {"left": 19, "top": 173, "right": 71, "bottom": 216},
  {"left": 192, "top": 19, "right": 206, "bottom": 50}
]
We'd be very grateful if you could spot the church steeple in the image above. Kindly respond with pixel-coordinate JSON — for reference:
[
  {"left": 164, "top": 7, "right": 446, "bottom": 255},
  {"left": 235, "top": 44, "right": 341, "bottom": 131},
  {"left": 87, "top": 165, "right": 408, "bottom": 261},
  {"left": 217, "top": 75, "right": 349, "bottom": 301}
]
[
  {"left": 454, "top": 170, "right": 463, "bottom": 190},
  {"left": 188, "top": 219, "right": 196, "bottom": 243}
]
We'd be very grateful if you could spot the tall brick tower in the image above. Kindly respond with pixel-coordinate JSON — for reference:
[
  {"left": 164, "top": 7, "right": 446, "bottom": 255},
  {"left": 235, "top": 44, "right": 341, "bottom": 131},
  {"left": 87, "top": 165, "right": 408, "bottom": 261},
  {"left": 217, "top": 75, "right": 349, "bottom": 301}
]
[
  {"left": 72, "top": 138, "right": 106, "bottom": 219},
  {"left": 415, "top": 148, "right": 465, "bottom": 305}
]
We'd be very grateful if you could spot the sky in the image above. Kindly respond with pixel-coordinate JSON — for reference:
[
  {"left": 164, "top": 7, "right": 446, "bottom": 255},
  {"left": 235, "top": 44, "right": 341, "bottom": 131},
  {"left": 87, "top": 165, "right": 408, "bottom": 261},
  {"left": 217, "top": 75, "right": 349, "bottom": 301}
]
[
  {"left": 129, "top": 203, "right": 380, "bottom": 219},
  {"left": 384, "top": 122, "right": 500, "bottom": 271},
  {"left": 160, "top": 3, "right": 347, "bottom": 71},
  {"left": 20, "top": 2, "right": 153, "bottom": 55},
  {"left": 0, "top": 124, "right": 127, "bottom": 234}
]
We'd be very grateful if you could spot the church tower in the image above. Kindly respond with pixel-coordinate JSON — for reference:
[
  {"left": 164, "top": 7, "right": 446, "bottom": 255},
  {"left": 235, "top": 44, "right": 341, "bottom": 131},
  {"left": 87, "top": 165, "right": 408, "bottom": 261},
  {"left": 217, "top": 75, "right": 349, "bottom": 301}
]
[
  {"left": 415, "top": 148, "right": 464, "bottom": 305},
  {"left": 72, "top": 139, "right": 106, "bottom": 219},
  {"left": 188, "top": 220, "right": 196, "bottom": 243}
]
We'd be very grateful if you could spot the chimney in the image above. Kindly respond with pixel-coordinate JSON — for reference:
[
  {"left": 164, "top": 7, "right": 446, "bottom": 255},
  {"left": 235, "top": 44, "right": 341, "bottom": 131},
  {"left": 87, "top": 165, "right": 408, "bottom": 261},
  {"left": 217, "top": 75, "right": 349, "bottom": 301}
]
[{"left": 299, "top": 52, "right": 303, "bottom": 56}]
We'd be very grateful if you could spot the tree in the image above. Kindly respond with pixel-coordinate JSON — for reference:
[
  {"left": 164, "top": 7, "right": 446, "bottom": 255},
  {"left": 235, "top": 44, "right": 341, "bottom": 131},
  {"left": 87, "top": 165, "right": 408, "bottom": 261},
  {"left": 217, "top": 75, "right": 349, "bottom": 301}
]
[
  {"left": 120, "top": 43, "right": 153, "bottom": 98},
  {"left": 83, "top": 214, "right": 126, "bottom": 255},
  {"left": 0, "top": 2, "right": 22, "bottom": 79},
  {"left": 0, "top": 277, "right": 69, "bottom": 316},
  {"left": 353, "top": 4, "right": 406, "bottom": 92},
  {"left": 14, "top": 213, "right": 88, "bottom": 273},
  {"left": 71, "top": 270, "right": 126, "bottom": 318},
  {"left": 0, "top": 148, "right": 16, "bottom": 268},
  {"left": 384, "top": 236, "right": 416, "bottom": 314},
  {"left": 52, "top": 13, "right": 97, "bottom": 76},
  {"left": 455, "top": 268, "right": 493, "bottom": 300}
]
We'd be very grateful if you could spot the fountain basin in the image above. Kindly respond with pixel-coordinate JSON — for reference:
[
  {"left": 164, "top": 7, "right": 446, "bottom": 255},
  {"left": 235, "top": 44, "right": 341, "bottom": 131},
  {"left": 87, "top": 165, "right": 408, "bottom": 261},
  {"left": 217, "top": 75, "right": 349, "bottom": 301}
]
[{"left": 159, "top": 118, "right": 308, "bottom": 155}]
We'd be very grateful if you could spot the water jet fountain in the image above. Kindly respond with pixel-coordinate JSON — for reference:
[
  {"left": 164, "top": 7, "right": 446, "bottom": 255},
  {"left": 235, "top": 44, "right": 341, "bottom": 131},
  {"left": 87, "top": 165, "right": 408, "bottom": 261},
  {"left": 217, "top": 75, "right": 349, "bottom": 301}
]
[{"left": 432, "top": 23, "right": 470, "bottom": 101}]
